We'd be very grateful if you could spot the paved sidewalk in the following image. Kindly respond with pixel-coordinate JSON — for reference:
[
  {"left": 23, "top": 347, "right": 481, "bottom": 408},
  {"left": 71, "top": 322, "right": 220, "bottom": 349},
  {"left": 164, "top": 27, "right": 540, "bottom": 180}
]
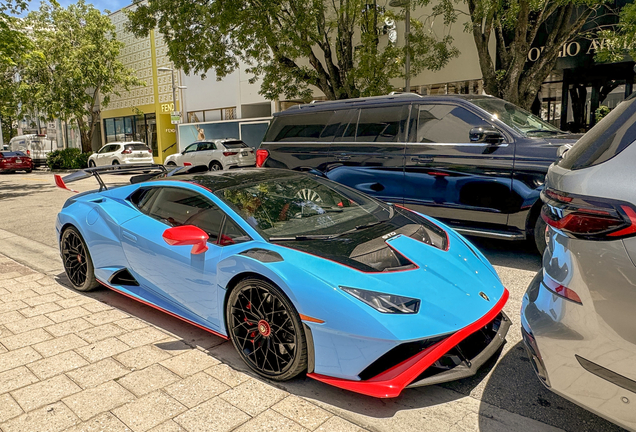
[{"left": 0, "top": 255, "right": 366, "bottom": 432}]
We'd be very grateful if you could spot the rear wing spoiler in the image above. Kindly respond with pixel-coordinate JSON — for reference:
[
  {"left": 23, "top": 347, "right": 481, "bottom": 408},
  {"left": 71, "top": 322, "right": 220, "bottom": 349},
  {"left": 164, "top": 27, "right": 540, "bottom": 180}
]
[{"left": 54, "top": 164, "right": 168, "bottom": 193}]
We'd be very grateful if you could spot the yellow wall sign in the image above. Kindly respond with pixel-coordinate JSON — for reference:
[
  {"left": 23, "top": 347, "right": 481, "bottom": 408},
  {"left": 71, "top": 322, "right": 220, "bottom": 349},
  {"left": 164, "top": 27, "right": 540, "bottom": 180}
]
[{"left": 161, "top": 103, "right": 175, "bottom": 113}]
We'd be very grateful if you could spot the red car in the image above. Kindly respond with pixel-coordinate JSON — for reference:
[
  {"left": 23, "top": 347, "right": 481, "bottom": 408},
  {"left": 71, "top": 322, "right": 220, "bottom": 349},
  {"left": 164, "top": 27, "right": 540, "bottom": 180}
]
[{"left": 0, "top": 151, "right": 34, "bottom": 173}]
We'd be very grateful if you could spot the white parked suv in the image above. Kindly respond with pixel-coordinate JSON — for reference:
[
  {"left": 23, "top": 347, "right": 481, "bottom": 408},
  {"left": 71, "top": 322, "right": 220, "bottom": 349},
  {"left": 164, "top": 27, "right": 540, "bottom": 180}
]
[
  {"left": 164, "top": 139, "right": 256, "bottom": 171},
  {"left": 88, "top": 142, "right": 154, "bottom": 167}
]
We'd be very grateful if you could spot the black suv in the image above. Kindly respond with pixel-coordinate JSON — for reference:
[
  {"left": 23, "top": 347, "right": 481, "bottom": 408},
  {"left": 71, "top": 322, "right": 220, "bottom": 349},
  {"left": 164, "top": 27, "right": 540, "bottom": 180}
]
[{"left": 257, "top": 93, "right": 580, "bottom": 252}]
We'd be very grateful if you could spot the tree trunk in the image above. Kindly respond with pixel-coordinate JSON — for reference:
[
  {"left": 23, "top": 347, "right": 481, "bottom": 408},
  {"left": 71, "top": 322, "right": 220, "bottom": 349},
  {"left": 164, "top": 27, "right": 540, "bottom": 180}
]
[{"left": 76, "top": 117, "right": 92, "bottom": 153}]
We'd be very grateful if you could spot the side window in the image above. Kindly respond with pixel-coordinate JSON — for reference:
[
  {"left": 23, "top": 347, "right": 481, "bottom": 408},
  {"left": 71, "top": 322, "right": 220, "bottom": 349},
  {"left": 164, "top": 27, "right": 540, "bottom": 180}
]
[
  {"left": 355, "top": 106, "right": 408, "bottom": 142},
  {"left": 198, "top": 142, "right": 216, "bottom": 151},
  {"left": 130, "top": 187, "right": 161, "bottom": 215},
  {"left": 184, "top": 143, "right": 198, "bottom": 153},
  {"left": 340, "top": 109, "right": 360, "bottom": 140},
  {"left": 416, "top": 105, "right": 485, "bottom": 143},
  {"left": 220, "top": 217, "right": 250, "bottom": 246},
  {"left": 325, "top": 109, "right": 358, "bottom": 142},
  {"left": 265, "top": 112, "right": 333, "bottom": 142}
]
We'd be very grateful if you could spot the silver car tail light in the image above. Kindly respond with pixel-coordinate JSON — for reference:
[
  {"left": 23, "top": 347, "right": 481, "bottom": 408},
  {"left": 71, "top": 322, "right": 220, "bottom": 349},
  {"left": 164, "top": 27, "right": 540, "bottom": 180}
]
[{"left": 541, "top": 188, "right": 636, "bottom": 240}]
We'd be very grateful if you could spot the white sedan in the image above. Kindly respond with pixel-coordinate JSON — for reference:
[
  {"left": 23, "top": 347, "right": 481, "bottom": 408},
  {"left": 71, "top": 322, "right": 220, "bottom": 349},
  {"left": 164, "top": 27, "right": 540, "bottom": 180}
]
[
  {"left": 164, "top": 139, "right": 256, "bottom": 171},
  {"left": 89, "top": 142, "right": 154, "bottom": 166}
]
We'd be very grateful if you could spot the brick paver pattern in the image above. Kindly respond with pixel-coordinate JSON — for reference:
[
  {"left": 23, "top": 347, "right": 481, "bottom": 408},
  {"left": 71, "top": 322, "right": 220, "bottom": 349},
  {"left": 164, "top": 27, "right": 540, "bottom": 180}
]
[{"left": 0, "top": 255, "right": 367, "bottom": 432}]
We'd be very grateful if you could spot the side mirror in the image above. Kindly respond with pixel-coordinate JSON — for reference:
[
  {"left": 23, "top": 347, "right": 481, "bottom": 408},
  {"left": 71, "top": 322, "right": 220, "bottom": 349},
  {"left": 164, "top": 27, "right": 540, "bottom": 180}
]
[
  {"left": 162, "top": 225, "right": 209, "bottom": 255},
  {"left": 470, "top": 126, "right": 504, "bottom": 144}
]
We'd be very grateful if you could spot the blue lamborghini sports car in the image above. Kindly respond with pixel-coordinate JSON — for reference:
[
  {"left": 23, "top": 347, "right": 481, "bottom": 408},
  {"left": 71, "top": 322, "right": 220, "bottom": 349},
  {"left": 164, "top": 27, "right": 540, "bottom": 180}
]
[{"left": 55, "top": 165, "right": 510, "bottom": 398}]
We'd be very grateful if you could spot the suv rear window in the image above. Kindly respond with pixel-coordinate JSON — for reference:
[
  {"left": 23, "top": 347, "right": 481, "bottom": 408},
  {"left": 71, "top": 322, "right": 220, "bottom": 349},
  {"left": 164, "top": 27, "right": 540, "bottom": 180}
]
[
  {"left": 558, "top": 95, "right": 636, "bottom": 170},
  {"left": 124, "top": 143, "right": 149, "bottom": 151},
  {"left": 222, "top": 141, "right": 248, "bottom": 149}
]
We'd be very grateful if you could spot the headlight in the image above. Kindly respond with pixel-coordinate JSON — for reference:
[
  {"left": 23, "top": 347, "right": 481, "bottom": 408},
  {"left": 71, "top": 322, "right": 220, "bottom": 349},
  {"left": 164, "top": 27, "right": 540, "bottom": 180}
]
[{"left": 340, "top": 286, "right": 420, "bottom": 314}]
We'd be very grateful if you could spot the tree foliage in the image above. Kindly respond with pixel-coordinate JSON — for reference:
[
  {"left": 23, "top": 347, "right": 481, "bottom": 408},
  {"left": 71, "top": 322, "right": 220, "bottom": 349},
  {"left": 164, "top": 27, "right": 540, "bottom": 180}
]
[
  {"left": 127, "top": 0, "right": 459, "bottom": 101},
  {"left": 18, "top": 0, "right": 142, "bottom": 152},
  {"left": 595, "top": 2, "right": 636, "bottom": 64},
  {"left": 461, "top": 0, "right": 608, "bottom": 110}
]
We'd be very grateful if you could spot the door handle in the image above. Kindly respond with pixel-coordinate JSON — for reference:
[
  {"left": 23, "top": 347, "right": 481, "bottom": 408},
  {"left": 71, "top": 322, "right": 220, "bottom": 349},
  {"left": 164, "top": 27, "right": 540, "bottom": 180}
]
[
  {"left": 335, "top": 154, "right": 351, "bottom": 161},
  {"left": 411, "top": 156, "right": 432, "bottom": 163},
  {"left": 122, "top": 231, "right": 137, "bottom": 243}
]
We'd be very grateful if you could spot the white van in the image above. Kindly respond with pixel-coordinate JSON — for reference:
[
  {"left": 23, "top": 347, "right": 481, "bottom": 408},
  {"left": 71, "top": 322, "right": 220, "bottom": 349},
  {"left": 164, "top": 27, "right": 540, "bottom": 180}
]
[{"left": 9, "top": 134, "right": 54, "bottom": 167}]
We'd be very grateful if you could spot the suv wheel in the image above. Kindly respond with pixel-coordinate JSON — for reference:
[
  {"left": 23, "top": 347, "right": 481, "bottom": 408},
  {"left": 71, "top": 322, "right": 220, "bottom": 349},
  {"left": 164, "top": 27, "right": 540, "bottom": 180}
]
[
  {"left": 533, "top": 215, "right": 547, "bottom": 256},
  {"left": 209, "top": 161, "right": 222, "bottom": 171}
]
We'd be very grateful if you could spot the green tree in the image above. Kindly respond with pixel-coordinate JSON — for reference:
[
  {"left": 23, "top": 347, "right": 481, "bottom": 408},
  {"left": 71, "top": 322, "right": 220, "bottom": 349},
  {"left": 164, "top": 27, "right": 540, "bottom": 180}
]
[
  {"left": 595, "top": 2, "right": 636, "bottom": 64},
  {"left": 461, "top": 0, "right": 609, "bottom": 110},
  {"left": 0, "top": 0, "right": 29, "bottom": 142},
  {"left": 22, "top": 0, "right": 142, "bottom": 152},
  {"left": 126, "top": 0, "right": 459, "bottom": 101}
]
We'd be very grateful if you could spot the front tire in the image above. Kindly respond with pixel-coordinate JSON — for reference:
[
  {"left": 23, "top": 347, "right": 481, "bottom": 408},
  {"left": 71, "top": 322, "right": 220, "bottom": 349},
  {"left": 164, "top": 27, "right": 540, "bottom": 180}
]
[
  {"left": 88, "top": 160, "right": 96, "bottom": 167},
  {"left": 226, "top": 278, "right": 307, "bottom": 381},
  {"left": 60, "top": 227, "right": 99, "bottom": 292}
]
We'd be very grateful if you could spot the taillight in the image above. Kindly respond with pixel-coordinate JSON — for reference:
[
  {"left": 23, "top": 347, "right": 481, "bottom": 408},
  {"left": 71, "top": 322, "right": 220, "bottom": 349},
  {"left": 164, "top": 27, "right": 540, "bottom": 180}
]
[
  {"left": 223, "top": 151, "right": 238, "bottom": 157},
  {"left": 542, "top": 272, "right": 582, "bottom": 304},
  {"left": 148, "top": 148, "right": 152, "bottom": 154},
  {"left": 121, "top": 149, "right": 132, "bottom": 154},
  {"left": 541, "top": 188, "right": 636, "bottom": 240},
  {"left": 27, "top": 150, "right": 30, "bottom": 156},
  {"left": 256, "top": 149, "right": 269, "bottom": 167}
]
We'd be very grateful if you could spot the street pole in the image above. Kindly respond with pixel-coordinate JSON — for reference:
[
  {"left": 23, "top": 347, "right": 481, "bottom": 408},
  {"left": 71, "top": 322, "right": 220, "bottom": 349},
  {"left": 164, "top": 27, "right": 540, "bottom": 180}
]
[
  {"left": 0, "top": 116, "right": 4, "bottom": 148},
  {"left": 405, "top": 2, "right": 410, "bottom": 92},
  {"left": 170, "top": 69, "right": 179, "bottom": 150},
  {"left": 389, "top": 0, "right": 411, "bottom": 92}
]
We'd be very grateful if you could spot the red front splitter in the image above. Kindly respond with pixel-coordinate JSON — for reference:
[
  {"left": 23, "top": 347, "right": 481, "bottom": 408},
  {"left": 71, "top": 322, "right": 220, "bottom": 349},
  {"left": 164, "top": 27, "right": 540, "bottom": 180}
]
[{"left": 307, "top": 288, "right": 509, "bottom": 398}]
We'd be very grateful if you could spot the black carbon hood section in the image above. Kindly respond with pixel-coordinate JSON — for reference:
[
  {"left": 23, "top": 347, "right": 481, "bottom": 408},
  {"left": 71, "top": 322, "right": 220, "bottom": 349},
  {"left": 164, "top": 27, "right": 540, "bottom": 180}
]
[{"left": 273, "top": 208, "right": 446, "bottom": 272}]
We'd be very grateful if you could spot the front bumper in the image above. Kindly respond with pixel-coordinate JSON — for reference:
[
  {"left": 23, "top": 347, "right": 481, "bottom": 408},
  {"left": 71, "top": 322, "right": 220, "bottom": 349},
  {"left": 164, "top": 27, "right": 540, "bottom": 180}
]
[{"left": 307, "top": 288, "right": 509, "bottom": 398}]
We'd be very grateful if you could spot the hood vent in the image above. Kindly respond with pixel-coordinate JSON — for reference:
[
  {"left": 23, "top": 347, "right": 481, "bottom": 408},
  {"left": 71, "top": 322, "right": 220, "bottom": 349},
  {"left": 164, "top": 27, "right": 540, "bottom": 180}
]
[{"left": 349, "top": 238, "right": 416, "bottom": 272}]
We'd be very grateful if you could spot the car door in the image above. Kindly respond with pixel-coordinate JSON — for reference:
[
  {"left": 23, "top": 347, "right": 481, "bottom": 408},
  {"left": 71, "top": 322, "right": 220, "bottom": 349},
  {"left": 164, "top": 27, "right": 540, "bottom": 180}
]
[
  {"left": 180, "top": 143, "right": 199, "bottom": 166},
  {"left": 120, "top": 186, "right": 247, "bottom": 328},
  {"left": 94, "top": 145, "right": 111, "bottom": 166},
  {"left": 326, "top": 105, "right": 407, "bottom": 204},
  {"left": 194, "top": 141, "right": 217, "bottom": 167},
  {"left": 403, "top": 103, "right": 515, "bottom": 227},
  {"left": 102, "top": 145, "right": 120, "bottom": 165}
]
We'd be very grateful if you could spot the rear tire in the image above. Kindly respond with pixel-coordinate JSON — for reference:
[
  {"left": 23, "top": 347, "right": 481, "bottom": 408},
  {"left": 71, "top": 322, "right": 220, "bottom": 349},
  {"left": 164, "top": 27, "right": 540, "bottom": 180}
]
[
  {"left": 60, "top": 227, "right": 100, "bottom": 292},
  {"left": 533, "top": 215, "right": 548, "bottom": 256},
  {"left": 112, "top": 160, "right": 120, "bottom": 165},
  {"left": 226, "top": 278, "right": 307, "bottom": 381},
  {"left": 167, "top": 161, "right": 177, "bottom": 167},
  {"left": 209, "top": 161, "right": 222, "bottom": 171},
  {"left": 25, "top": 169, "right": 32, "bottom": 173}
]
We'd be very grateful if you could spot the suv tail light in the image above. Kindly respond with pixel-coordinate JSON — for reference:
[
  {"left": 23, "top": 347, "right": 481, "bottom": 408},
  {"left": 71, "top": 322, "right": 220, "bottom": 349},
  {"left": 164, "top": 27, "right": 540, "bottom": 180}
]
[
  {"left": 541, "top": 188, "right": 636, "bottom": 239},
  {"left": 148, "top": 148, "right": 152, "bottom": 153},
  {"left": 223, "top": 151, "right": 238, "bottom": 157},
  {"left": 121, "top": 149, "right": 132, "bottom": 154},
  {"left": 256, "top": 149, "right": 269, "bottom": 167},
  {"left": 27, "top": 150, "right": 31, "bottom": 156}
]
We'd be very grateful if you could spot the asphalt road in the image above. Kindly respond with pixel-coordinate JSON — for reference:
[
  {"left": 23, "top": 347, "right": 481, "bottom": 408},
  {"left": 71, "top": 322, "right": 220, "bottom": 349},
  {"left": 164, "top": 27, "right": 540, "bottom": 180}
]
[{"left": 0, "top": 170, "right": 626, "bottom": 432}]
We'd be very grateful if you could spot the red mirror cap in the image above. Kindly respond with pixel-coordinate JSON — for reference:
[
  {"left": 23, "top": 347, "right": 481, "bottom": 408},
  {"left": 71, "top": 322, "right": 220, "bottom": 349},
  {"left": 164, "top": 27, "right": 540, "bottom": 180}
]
[{"left": 162, "top": 225, "right": 209, "bottom": 255}]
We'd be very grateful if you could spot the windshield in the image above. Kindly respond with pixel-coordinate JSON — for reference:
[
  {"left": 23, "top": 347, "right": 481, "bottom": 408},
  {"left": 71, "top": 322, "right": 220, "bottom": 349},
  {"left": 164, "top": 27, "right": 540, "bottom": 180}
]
[
  {"left": 216, "top": 175, "right": 393, "bottom": 239},
  {"left": 471, "top": 97, "right": 564, "bottom": 137}
]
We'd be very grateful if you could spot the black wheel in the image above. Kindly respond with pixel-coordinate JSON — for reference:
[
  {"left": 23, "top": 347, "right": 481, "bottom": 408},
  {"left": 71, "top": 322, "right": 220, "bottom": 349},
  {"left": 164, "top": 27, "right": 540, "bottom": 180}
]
[
  {"left": 533, "top": 214, "right": 548, "bottom": 256},
  {"left": 226, "top": 278, "right": 307, "bottom": 381},
  {"left": 209, "top": 161, "right": 222, "bottom": 171},
  {"left": 112, "top": 160, "right": 120, "bottom": 165},
  {"left": 60, "top": 227, "right": 99, "bottom": 292},
  {"left": 25, "top": 169, "right": 32, "bottom": 173},
  {"left": 167, "top": 161, "right": 177, "bottom": 166},
  {"left": 88, "top": 160, "right": 96, "bottom": 167}
]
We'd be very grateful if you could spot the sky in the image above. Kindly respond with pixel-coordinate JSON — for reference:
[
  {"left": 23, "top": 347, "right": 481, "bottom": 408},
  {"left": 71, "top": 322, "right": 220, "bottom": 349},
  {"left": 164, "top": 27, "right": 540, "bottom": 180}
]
[{"left": 22, "top": 0, "right": 131, "bottom": 14}]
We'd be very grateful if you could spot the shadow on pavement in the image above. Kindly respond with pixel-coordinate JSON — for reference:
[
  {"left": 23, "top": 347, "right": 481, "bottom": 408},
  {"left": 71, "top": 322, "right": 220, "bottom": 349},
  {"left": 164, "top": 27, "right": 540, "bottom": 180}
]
[
  {"left": 0, "top": 180, "right": 54, "bottom": 200},
  {"left": 467, "top": 237, "right": 543, "bottom": 272}
]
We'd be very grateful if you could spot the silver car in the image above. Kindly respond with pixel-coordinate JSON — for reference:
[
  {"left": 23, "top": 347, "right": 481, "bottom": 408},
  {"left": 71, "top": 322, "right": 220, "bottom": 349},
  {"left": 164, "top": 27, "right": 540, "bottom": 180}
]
[
  {"left": 165, "top": 138, "right": 256, "bottom": 171},
  {"left": 521, "top": 94, "right": 636, "bottom": 431}
]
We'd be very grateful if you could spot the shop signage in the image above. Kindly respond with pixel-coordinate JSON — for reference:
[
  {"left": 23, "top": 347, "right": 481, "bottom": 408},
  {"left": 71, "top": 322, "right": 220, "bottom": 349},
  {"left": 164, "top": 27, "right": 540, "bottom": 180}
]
[
  {"left": 161, "top": 103, "right": 175, "bottom": 113},
  {"left": 527, "top": 38, "right": 618, "bottom": 62},
  {"left": 170, "top": 112, "right": 181, "bottom": 125}
]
